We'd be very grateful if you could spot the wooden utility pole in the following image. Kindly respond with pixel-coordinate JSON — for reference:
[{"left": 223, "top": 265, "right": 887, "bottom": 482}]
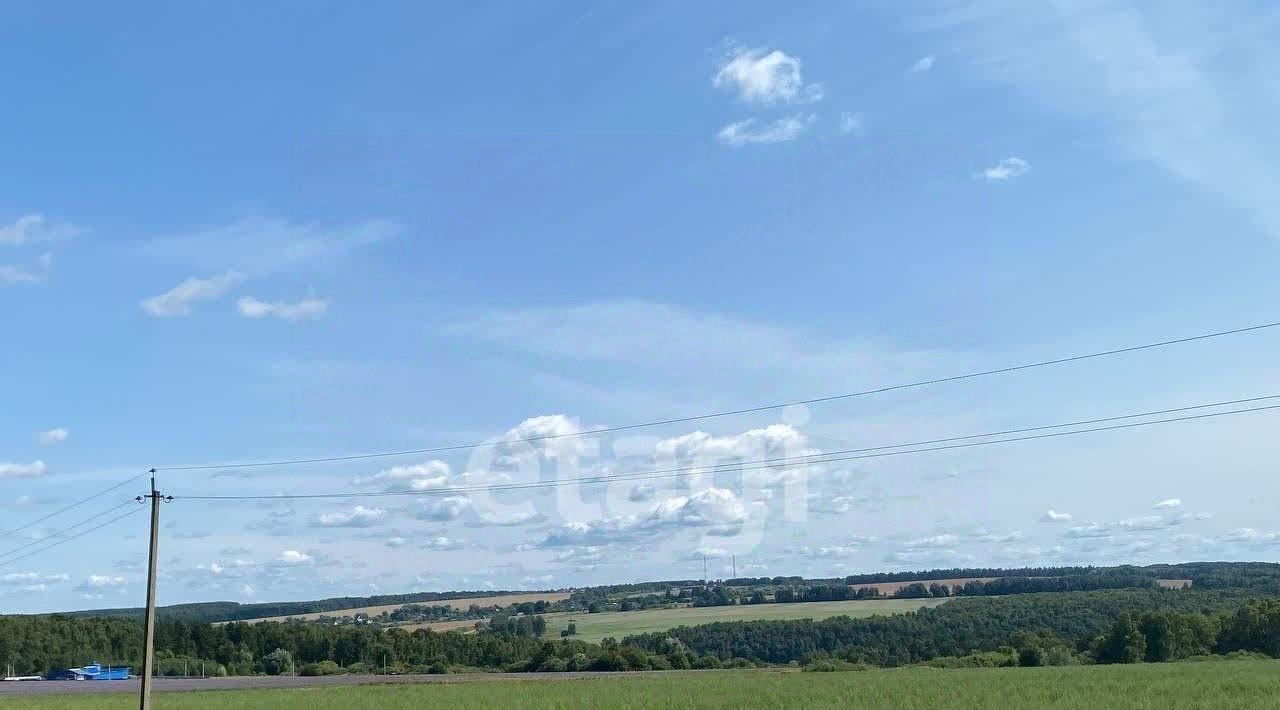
[{"left": 137, "top": 471, "right": 170, "bottom": 710}]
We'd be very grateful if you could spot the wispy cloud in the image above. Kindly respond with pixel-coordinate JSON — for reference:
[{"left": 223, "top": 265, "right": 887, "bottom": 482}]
[
  {"left": 839, "top": 112, "right": 866, "bottom": 136},
  {"left": 979, "top": 157, "right": 1030, "bottom": 181},
  {"left": 141, "top": 272, "right": 244, "bottom": 318},
  {"left": 237, "top": 296, "right": 330, "bottom": 321},
  {"left": 35, "top": 428, "right": 69, "bottom": 446},
  {"left": 908, "top": 54, "right": 936, "bottom": 74},
  {"left": 0, "top": 461, "right": 47, "bottom": 479},
  {"left": 717, "top": 115, "right": 813, "bottom": 146},
  {"left": 1153, "top": 498, "right": 1182, "bottom": 509},
  {"left": 138, "top": 217, "right": 398, "bottom": 276},
  {"left": 0, "top": 214, "right": 81, "bottom": 246},
  {"left": 311, "top": 505, "right": 388, "bottom": 528},
  {"left": 915, "top": 1, "right": 1280, "bottom": 234},
  {"left": 1041, "top": 509, "right": 1073, "bottom": 522},
  {"left": 713, "top": 46, "right": 823, "bottom": 104}
]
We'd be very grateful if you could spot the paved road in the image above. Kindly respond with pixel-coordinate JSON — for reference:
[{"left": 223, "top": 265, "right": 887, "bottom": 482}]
[{"left": 0, "top": 670, "right": 744, "bottom": 697}]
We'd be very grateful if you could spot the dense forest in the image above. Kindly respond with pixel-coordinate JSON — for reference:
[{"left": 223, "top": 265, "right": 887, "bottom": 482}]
[
  {"left": 56, "top": 588, "right": 551, "bottom": 624},
  {"left": 624, "top": 588, "right": 1271, "bottom": 665},
  {"left": 8, "top": 562, "right": 1280, "bottom": 677}
]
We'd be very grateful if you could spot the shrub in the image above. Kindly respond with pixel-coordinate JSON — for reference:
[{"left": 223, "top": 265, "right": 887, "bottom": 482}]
[{"left": 299, "top": 661, "right": 345, "bottom": 676}]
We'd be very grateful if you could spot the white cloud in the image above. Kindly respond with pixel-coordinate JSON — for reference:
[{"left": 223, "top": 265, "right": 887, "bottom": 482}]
[
  {"left": 1153, "top": 498, "right": 1183, "bottom": 509},
  {"left": 311, "top": 505, "right": 387, "bottom": 528},
  {"left": 713, "top": 47, "right": 822, "bottom": 104},
  {"left": 77, "top": 575, "right": 126, "bottom": 591},
  {"left": 908, "top": 55, "right": 936, "bottom": 74},
  {"left": 1065, "top": 522, "right": 1111, "bottom": 539},
  {"left": 0, "top": 214, "right": 81, "bottom": 246},
  {"left": 385, "top": 537, "right": 408, "bottom": 548},
  {"left": 142, "top": 271, "right": 244, "bottom": 317},
  {"left": 980, "top": 157, "right": 1030, "bottom": 181},
  {"left": 717, "top": 115, "right": 813, "bottom": 147},
  {"left": 237, "top": 296, "right": 330, "bottom": 321},
  {"left": 415, "top": 496, "right": 473, "bottom": 522},
  {"left": 36, "top": 428, "right": 69, "bottom": 446},
  {"left": 1041, "top": 509, "right": 1073, "bottom": 522},
  {"left": 839, "top": 112, "right": 866, "bottom": 136},
  {"left": 277, "top": 550, "right": 313, "bottom": 564},
  {"left": 422, "top": 536, "right": 463, "bottom": 551},
  {"left": 537, "top": 487, "right": 750, "bottom": 548},
  {"left": 137, "top": 217, "right": 398, "bottom": 276},
  {"left": 0, "top": 572, "right": 70, "bottom": 586},
  {"left": 0, "top": 461, "right": 47, "bottom": 479},
  {"left": 903, "top": 533, "right": 960, "bottom": 549},
  {"left": 353, "top": 460, "right": 452, "bottom": 492},
  {"left": 241, "top": 584, "right": 256, "bottom": 597}
]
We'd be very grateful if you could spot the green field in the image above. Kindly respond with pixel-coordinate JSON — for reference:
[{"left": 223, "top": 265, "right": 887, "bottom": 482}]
[
  {"left": 544, "top": 598, "right": 948, "bottom": 642},
  {"left": 8, "top": 661, "right": 1280, "bottom": 709}
]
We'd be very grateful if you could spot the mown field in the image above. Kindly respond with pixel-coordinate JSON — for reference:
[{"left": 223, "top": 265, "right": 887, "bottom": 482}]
[
  {"left": 7, "top": 661, "right": 1280, "bottom": 709},
  {"left": 540, "top": 598, "right": 949, "bottom": 642}
]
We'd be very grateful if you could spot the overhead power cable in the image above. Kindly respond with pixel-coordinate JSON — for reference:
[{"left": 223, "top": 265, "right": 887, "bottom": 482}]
[
  {"left": 0, "top": 470, "right": 149, "bottom": 540},
  {"left": 0, "top": 500, "right": 138, "bottom": 563},
  {"left": 0, "top": 505, "right": 145, "bottom": 571},
  {"left": 154, "top": 318, "right": 1280, "bottom": 472},
  {"left": 173, "top": 398, "right": 1280, "bottom": 501}
]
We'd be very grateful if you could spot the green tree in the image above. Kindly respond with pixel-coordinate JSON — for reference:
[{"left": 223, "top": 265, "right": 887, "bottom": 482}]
[
  {"left": 260, "top": 648, "right": 295, "bottom": 676},
  {"left": 1096, "top": 614, "right": 1146, "bottom": 664}
]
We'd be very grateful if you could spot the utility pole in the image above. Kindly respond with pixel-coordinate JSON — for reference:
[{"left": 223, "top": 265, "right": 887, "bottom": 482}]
[
  {"left": 136, "top": 471, "right": 171, "bottom": 710},
  {"left": 732, "top": 555, "right": 736, "bottom": 579},
  {"left": 702, "top": 554, "right": 707, "bottom": 587}
]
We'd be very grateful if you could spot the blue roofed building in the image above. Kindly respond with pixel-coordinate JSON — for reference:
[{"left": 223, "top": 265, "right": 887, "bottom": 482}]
[{"left": 46, "top": 663, "right": 130, "bottom": 681}]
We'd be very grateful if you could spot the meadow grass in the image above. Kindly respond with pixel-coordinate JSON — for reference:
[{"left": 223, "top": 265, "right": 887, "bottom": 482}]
[
  {"left": 7, "top": 660, "right": 1280, "bottom": 709},
  {"left": 542, "top": 597, "right": 948, "bottom": 642}
]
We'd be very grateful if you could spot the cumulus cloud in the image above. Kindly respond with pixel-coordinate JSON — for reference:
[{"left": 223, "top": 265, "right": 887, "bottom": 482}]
[
  {"left": 277, "top": 550, "right": 313, "bottom": 565},
  {"left": 903, "top": 533, "right": 959, "bottom": 549},
  {"left": 353, "top": 460, "right": 452, "bottom": 492},
  {"left": 421, "top": 536, "right": 464, "bottom": 551},
  {"left": 415, "top": 496, "right": 473, "bottom": 522},
  {"left": 311, "top": 505, "right": 387, "bottom": 528},
  {"left": 142, "top": 272, "right": 244, "bottom": 317},
  {"left": 0, "top": 461, "right": 47, "bottom": 479},
  {"left": 1041, "top": 509, "right": 1073, "bottom": 522},
  {"left": 35, "top": 428, "right": 69, "bottom": 446},
  {"left": 1065, "top": 522, "right": 1112, "bottom": 539},
  {"left": 1153, "top": 498, "right": 1183, "bottom": 509},
  {"left": 237, "top": 296, "right": 330, "bottom": 321},
  {"left": 908, "top": 55, "right": 936, "bottom": 74},
  {"left": 713, "top": 47, "right": 822, "bottom": 104},
  {"left": 717, "top": 115, "right": 813, "bottom": 146},
  {"left": 537, "top": 487, "right": 750, "bottom": 548},
  {"left": 76, "top": 575, "right": 126, "bottom": 591},
  {"left": 979, "top": 157, "right": 1030, "bottom": 181}
]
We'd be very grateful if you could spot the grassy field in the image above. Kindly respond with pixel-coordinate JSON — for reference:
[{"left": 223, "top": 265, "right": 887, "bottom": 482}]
[
  {"left": 8, "top": 661, "right": 1280, "bottom": 709},
  {"left": 541, "top": 598, "right": 948, "bottom": 642}
]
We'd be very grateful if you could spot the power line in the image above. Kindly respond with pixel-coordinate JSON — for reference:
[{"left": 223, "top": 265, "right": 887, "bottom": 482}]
[
  {"left": 173, "top": 399, "right": 1280, "bottom": 501},
  {"left": 0, "top": 505, "right": 144, "bottom": 571},
  {"left": 1, "top": 470, "right": 150, "bottom": 540},
  {"left": 0, "top": 500, "right": 139, "bottom": 564},
  {"left": 154, "top": 318, "right": 1280, "bottom": 472}
]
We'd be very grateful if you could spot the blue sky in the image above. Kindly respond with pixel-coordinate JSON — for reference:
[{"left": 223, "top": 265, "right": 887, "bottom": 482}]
[{"left": 4, "top": 0, "right": 1280, "bottom": 613}]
